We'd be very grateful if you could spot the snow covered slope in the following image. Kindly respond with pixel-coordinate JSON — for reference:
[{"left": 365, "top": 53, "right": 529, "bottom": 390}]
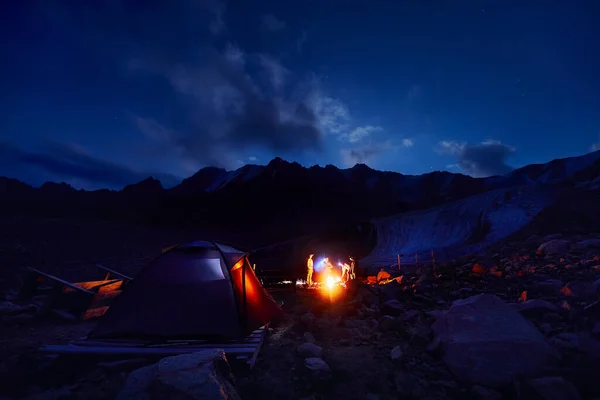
[{"left": 361, "top": 185, "right": 553, "bottom": 268}]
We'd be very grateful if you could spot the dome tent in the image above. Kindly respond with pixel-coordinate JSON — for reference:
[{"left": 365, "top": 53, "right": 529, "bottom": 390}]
[{"left": 88, "top": 240, "right": 283, "bottom": 341}]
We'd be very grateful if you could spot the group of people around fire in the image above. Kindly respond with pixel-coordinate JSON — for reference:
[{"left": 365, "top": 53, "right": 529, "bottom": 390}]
[{"left": 305, "top": 253, "right": 358, "bottom": 286}]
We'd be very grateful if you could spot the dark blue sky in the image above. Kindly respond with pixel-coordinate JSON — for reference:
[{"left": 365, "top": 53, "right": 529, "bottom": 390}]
[{"left": 1, "top": 0, "right": 599, "bottom": 189}]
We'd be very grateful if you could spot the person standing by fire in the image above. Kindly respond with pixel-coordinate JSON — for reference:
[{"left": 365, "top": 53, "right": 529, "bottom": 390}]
[
  {"left": 323, "top": 257, "right": 334, "bottom": 279},
  {"left": 340, "top": 262, "right": 351, "bottom": 283},
  {"left": 349, "top": 256, "right": 357, "bottom": 280},
  {"left": 306, "top": 254, "right": 314, "bottom": 286}
]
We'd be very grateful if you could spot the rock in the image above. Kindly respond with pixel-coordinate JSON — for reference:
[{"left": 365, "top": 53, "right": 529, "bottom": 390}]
[
  {"left": 511, "top": 299, "right": 560, "bottom": 317},
  {"left": 303, "top": 332, "right": 316, "bottom": 343},
  {"left": 116, "top": 349, "right": 240, "bottom": 400},
  {"left": 403, "top": 310, "right": 421, "bottom": 322},
  {"left": 377, "top": 315, "right": 397, "bottom": 332},
  {"left": 297, "top": 342, "right": 323, "bottom": 358},
  {"left": 380, "top": 299, "right": 403, "bottom": 316},
  {"left": 470, "top": 385, "right": 502, "bottom": 400},
  {"left": 535, "top": 279, "right": 564, "bottom": 295},
  {"left": 426, "top": 310, "right": 448, "bottom": 319},
  {"left": 303, "top": 358, "right": 331, "bottom": 382},
  {"left": 573, "top": 239, "right": 600, "bottom": 251},
  {"left": 537, "top": 240, "right": 571, "bottom": 256},
  {"left": 390, "top": 345, "right": 403, "bottom": 360},
  {"left": 97, "top": 358, "right": 150, "bottom": 372},
  {"left": 300, "top": 313, "right": 316, "bottom": 325},
  {"left": 550, "top": 333, "right": 579, "bottom": 350},
  {"left": 528, "top": 376, "right": 582, "bottom": 400},
  {"left": 432, "top": 294, "right": 558, "bottom": 387},
  {"left": 0, "top": 301, "right": 35, "bottom": 316},
  {"left": 395, "top": 371, "right": 424, "bottom": 397}
]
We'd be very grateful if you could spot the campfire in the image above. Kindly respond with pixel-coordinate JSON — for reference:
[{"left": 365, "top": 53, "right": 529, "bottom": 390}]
[{"left": 297, "top": 255, "right": 349, "bottom": 293}]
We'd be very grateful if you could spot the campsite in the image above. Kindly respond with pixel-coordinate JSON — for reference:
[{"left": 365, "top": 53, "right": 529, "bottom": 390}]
[
  {"left": 3, "top": 2, "right": 600, "bottom": 398},
  {"left": 1, "top": 172, "right": 600, "bottom": 400}
]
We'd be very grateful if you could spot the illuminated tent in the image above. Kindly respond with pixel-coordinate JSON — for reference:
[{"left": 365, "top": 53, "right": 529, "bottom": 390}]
[{"left": 88, "top": 240, "right": 283, "bottom": 341}]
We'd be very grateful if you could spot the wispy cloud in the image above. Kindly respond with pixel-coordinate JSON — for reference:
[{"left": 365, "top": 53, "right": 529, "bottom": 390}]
[
  {"left": 339, "top": 125, "right": 383, "bottom": 143},
  {"left": 0, "top": 141, "right": 180, "bottom": 189},
  {"left": 402, "top": 138, "right": 414, "bottom": 147},
  {"left": 436, "top": 139, "right": 515, "bottom": 177},
  {"left": 258, "top": 55, "right": 290, "bottom": 92},
  {"left": 340, "top": 141, "right": 394, "bottom": 167},
  {"left": 296, "top": 31, "right": 308, "bottom": 53},
  {"left": 207, "top": 0, "right": 226, "bottom": 35},
  {"left": 261, "top": 14, "right": 286, "bottom": 32},
  {"left": 132, "top": 45, "right": 325, "bottom": 169}
]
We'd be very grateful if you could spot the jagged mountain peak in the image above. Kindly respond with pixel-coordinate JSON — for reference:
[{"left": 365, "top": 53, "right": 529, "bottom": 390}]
[{"left": 122, "top": 176, "right": 163, "bottom": 194}]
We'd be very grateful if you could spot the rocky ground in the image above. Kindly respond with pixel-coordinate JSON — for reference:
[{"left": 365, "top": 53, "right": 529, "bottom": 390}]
[{"left": 1, "top": 221, "right": 600, "bottom": 399}]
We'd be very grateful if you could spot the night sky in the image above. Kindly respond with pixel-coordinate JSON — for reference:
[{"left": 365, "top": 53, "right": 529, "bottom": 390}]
[{"left": 1, "top": 1, "right": 599, "bottom": 190}]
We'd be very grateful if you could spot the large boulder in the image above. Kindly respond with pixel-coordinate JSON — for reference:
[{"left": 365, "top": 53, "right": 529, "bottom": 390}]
[
  {"left": 537, "top": 240, "right": 570, "bottom": 256},
  {"left": 432, "top": 294, "right": 558, "bottom": 388},
  {"left": 116, "top": 349, "right": 241, "bottom": 400}
]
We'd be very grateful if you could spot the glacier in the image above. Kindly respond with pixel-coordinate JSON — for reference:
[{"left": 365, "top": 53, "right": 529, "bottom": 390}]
[{"left": 361, "top": 185, "right": 553, "bottom": 268}]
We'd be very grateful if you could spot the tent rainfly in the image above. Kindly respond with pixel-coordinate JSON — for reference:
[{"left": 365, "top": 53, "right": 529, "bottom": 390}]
[{"left": 88, "top": 240, "right": 283, "bottom": 341}]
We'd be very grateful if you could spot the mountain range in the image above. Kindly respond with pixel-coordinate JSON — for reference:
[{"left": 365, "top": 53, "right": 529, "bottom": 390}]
[{"left": 1, "top": 152, "right": 600, "bottom": 242}]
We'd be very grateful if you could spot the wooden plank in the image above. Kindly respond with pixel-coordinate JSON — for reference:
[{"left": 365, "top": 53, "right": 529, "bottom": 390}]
[
  {"left": 94, "top": 264, "right": 133, "bottom": 281},
  {"left": 39, "top": 344, "right": 256, "bottom": 357},
  {"left": 247, "top": 324, "right": 268, "bottom": 369},
  {"left": 26, "top": 267, "right": 94, "bottom": 295}
]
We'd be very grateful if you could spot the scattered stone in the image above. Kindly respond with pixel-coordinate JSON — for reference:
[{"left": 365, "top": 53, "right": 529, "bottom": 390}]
[
  {"left": 512, "top": 299, "right": 560, "bottom": 317},
  {"left": 470, "top": 385, "right": 502, "bottom": 400},
  {"left": 528, "top": 376, "right": 582, "bottom": 400},
  {"left": 573, "top": 239, "right": 600, "bottom": 251},
  {"left": 537, "top": 240, "right": 571, "bottom": 256},
  {"left": 300, "top": 313, "right": 316, "bottom": 325},
  {"left": 97, "top": 358, "right": 150, "bottom": 372},
  {"left": 377, "top": 315, "right": 396, "bottom": 332},
  {"left": 116, "top": 349, "right": 241, "bottom": 400},
  {"left": 402, "top": 310, "right": 421, "bottom": 322},
  {"left": 380, "top": 299, "right": 403, "bottom": 316},
  {"left": 297, "top": 342, "right": 323, "bottom": 358},
  {"left": 303, "top": 332, "right": 316, "bottom": 343},
  {"left": 390, "top": 345, "right": 403, "bottom": 360},
  {"left": 303, "top": 358, "right": 332, "bottom": 382},
  {"left": 432, "top": 294, "right": 558, "bottom": 387},
  {"left": 394, "top": 371, "right": 424, "bottom": 397},
  {"left": 535, "top": 279, "right": 565, "bottom": 295}
]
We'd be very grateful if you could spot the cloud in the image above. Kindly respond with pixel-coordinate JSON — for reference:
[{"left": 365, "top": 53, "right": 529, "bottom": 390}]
[
  {"left": 340, "top": 141, "right": 394, "bottom": 167},
  {"left": 402, "top": 138, "right": 414, "bottom": 147},
  {"left": 258, "top": 55, "right": 290, "bottom": 92},
  {"left": 134, "top": 116, "right": 176, "bottom": 143},
  {"left": 591, "top": 143, "right": 600, "bottom": 152},
  {"left": 339, "top": 125, "right": 383, "bottom": 143},
  {"left": 407, "top": 85, "right": 422, "bottom": 102},
  {"left": 436, "top": 139, "right": 515, "bottom": 177},
  {"left": 0, "top": 142, "right": 180, "bottom": 190},
  {"left": 133, "top": 46, "right": 324, "bottom": 168},
  {"left": 297, "top": 31, "right": 308, "bottom": 53},
  {"left": 261, "top": 14, "right": 286, "bottom": 31},
  {"left": 306, "top": 87, "right": 351, "bottom": 135},
  {"left": 207, "top": 0, "right": 226, "bottom": 35}
]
